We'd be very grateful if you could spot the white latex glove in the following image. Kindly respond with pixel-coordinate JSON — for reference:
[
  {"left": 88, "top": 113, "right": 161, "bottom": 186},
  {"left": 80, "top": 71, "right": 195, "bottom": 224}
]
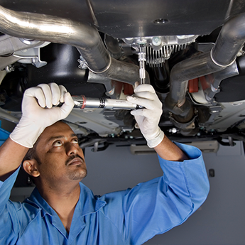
[
  {"left": 127, "top": 84, "right": 164, "bottom": 148},
  {"left": 10, "top": 83, "right": 74, "bottom": 148}
]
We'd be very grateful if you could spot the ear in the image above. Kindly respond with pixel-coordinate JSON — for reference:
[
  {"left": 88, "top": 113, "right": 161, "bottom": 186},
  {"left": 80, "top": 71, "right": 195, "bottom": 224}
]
[{"left": 23, "top": 159, "right": 40, "bottom": 178}]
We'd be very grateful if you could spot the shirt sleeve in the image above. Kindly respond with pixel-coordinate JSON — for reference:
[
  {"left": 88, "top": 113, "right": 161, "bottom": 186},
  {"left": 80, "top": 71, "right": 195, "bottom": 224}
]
[
  {"left": 0, "top": 167, "right": 20, "bottom": 244},
  {"left": 99, "top": 143, "right": 210, "bottom": 245}
]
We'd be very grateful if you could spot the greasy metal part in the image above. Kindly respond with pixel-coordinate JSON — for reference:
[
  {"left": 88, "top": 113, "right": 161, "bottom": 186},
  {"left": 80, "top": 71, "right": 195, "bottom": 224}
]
[
  {"left": 199, "top": 105, "right": 223, "bottom": 127},
  {"left": 68, "top": 109, "right": 121, "bottom": 136},
  {"left": 104, "top": 34, "right": 122, "bottom": 60},
  {"left": 101, "top": 57, "right": 150, "bottom": 85},
  {"left": 165, "top": 12, "right": 245, "bottom": 126},
  {"left": 0, "top": 5, "right": 110, "bottom": 72},
  {"left": 146, "top": 44, "right": 189, "bottom": 66},
  {"left": 86, "top": 71, "right": 116, "bottom": 96},
  {"left": 125, "top": 35, "right": 196, "bottom": 67},
  {"left": 205, "top": 62, "right": 239, "bottom": 101},
  {"left": 0, "top": 56, "right": 20, "bottom": 71},
  {"left": 212, "top": 12, "right": 245, "bottom": 67},
  {"left": 169, "top": 110, "right": 198, "bottom": 136},
  {"left": 152, "top": 64, "right": 170, "bottom": 92},
  {"left": 188, "top": 62, "right": 239, "bottom": 105},
  {"left": 0, "top": 35, "right": 44, "bottom": 56},
  {"left": 138, "top": 45, "right": 146, "bottom": 84},
  {"left": 73, "top": 95, "right": 143, "bottom": 110},
  {"left": 0, "top": 5, "right": 143, "bottom": 85},
  {"left": 14, "top": 47, "right": 48, "bottom": 68},
  {"left": 124, "top": 35, "right": 197, "bottom": 47},
  {"left": 165, "top": 52, "right": 224, "bottom": 115},
  {"left": 87, "top": 72, "right": 126, "bottom": 99}
]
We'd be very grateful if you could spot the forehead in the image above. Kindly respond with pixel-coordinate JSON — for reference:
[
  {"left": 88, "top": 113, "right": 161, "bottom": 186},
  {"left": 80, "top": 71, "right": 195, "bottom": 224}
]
[{"left": 38, "top": 122, "right": 75, "bottom": 144}]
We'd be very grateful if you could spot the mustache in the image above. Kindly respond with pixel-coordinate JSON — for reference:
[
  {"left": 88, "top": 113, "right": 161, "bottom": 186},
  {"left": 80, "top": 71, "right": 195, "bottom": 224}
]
[{"left": 65, "top": 154, "right": 84, "bottom": 166}]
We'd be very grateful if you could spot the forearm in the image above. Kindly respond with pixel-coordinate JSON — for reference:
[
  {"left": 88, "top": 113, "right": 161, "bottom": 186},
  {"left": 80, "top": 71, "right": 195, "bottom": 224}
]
[
  {"left": 0, "top": 137, "right": 28, "bottom": 181},
  {"left": 154, "top": 135, "right": 189, "bottom": 161}
]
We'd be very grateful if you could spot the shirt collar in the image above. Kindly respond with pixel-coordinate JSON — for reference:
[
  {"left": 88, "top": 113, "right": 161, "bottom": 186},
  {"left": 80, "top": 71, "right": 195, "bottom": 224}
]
[{"left": 27, "top": 182, "right": 106, "bottom": 217}]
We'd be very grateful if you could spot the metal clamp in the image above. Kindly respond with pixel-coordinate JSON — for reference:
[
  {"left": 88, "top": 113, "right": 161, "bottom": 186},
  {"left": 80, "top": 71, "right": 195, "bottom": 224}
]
[{"left": 78, "top": 55, "right": 112, "bottom": 74}]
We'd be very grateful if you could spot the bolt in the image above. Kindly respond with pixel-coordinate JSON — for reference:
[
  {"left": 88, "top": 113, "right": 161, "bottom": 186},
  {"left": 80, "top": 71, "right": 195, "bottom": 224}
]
[
  {"left": 152, "top": 36, "right": 162, "bottom": 46},
  {"left": 78, "top": 57, "right": 88, "bottom": 70},
  {"left": 153, "top": 18, "right": 168, "bottom": 24},
  {"left": 5, "top": 65, "right": 14, "bottom": 73},
  {"left": 171, "top": 128, "right": 177, "bottom": 134}
]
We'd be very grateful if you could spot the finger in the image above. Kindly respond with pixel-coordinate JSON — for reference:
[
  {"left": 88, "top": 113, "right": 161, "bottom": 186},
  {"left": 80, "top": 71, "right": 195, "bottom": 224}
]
[
  {"left": 49, "top": 83, "right": 60, "bottom": 105},
  {"left": 127, "top": 96, "right": 156, "bottom": 109},
  {"left": 131, "top": 108, "right": 153, "bottom": 118},
  {"left": 37, "top": 84, "right": 52, "bottom": 108},
  {"left": 133, "top": 91, "right": 156, "bottom": 101},
  {"left": 134, "top": 84, "right": 155, "bottom": 93},
  {"left": 59, "top": 92, "right": 74, "bottom": 119},
  {"left": 24, "top": 87, "right": 46, "bottom": 108},
  {"left": 59, "top": 85, "right": 67, "bottom": 103}
]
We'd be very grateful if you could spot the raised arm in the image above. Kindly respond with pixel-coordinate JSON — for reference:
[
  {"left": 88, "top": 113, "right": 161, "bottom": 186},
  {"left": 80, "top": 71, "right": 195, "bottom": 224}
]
[
  {"left": 154, "top": 135, "right": 189, "bottom": 161},
  {"left": 0, "top": 83, "right": 74, "bottom": 181},
  {"left": 101, "top": 85, "right": 209, "bottom": 244}
]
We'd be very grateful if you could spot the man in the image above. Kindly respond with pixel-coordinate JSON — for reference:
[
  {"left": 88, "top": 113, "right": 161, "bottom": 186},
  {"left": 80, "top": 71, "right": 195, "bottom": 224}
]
[{"left": 0, "top": 83, "right": 209, "bottom": 245}]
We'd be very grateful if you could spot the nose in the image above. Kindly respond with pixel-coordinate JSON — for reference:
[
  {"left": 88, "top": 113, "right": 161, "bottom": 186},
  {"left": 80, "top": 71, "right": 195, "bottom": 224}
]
[{"left": 66, "top": 142, "right": 78, "bottom": 156}]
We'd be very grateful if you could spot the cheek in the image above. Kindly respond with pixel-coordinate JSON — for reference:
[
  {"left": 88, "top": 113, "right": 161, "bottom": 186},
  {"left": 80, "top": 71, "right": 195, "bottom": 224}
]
[{"left": 39, "top": 153, "right": 67, "bottom": 173}]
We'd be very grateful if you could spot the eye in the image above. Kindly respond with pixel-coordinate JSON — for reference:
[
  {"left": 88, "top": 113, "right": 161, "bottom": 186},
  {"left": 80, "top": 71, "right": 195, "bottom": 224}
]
[
  {"left": 72, "top": 138, "right": 79, "bottom": 144},
  {"left": 53, "top": 140, "right": 63, "bottom": 147}
]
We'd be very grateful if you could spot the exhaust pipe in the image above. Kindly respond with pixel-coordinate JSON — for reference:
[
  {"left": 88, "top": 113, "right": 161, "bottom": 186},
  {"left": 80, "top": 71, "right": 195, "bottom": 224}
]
[
  {"left": 165, "top": 12, "right": 245, "bottom": 121},
  {"left": 0, "top": 5, "right": 146, "bottom": 85}
]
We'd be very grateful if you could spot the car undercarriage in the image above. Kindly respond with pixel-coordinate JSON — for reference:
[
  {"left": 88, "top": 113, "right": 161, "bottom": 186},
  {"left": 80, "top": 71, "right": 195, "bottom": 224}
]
[{"left": 0, "top": 0, "right": 245, "bottom": 150}]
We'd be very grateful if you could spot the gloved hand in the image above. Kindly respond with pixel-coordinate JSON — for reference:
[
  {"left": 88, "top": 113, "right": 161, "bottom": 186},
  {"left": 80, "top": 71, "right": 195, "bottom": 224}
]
[
  {"left": 10, "top": 83, "right": 74, "bottom": 148},
  {"left": 127, "top": 84, "right": 164, "bottom": 148}
]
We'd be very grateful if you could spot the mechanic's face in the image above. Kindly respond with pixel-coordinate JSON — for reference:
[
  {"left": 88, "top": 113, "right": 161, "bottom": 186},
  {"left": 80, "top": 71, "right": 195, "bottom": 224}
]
[{"left": 32, "top": 121, "right": 87, "bottom": 185}]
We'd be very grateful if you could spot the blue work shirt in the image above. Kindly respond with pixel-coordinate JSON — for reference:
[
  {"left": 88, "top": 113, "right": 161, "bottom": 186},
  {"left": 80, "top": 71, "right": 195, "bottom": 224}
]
[{"left": 0, "top": 143, "right": 209, "bottom": 245}]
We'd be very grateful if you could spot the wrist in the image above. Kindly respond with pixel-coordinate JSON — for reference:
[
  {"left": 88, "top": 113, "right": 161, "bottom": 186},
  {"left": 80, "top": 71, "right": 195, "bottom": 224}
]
[
  {"left": 145, "top": 127, "right": 164, "bottom": 148},
  {"left": 10, "top": 120, "right": 45, "bottom": 148}
]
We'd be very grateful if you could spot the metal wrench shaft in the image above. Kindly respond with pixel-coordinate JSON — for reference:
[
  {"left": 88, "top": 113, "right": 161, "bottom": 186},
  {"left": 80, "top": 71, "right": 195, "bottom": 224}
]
[
  {"left": 72, "top": 95, "right": 143, "bottom": 110},
  {"left": 138, "top": 44, "right": 146, "bottom": 84}
]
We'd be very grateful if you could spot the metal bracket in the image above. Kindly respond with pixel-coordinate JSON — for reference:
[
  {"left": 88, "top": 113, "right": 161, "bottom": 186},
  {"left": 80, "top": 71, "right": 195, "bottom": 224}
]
[
  {"left": 14, "top": 47, "right": 47, "bottom": 68},
  {"left": 169, "top": 113, "right": 198, "bottom": 130}
]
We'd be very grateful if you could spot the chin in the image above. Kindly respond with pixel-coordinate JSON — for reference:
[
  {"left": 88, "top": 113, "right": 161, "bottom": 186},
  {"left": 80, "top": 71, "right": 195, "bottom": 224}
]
[{"left": 69, "top": 168, "right": 87, "bottom": 181}]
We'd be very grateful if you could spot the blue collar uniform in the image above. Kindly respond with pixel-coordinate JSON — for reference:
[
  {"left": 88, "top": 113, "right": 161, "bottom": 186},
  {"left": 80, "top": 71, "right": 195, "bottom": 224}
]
[{"left": 0, "top": 143, "right": 209, "bottom": 245}]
